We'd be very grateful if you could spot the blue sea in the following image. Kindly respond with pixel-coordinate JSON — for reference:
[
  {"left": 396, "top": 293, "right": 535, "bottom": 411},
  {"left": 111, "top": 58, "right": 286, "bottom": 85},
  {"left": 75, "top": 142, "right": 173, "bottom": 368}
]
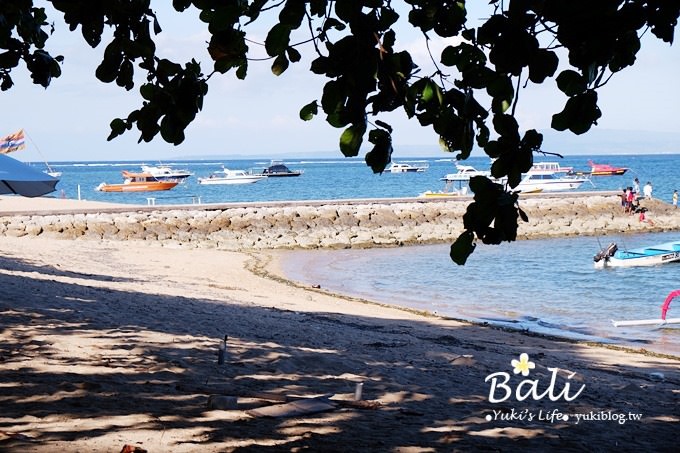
[
  {"left": 33, "top": 154, "right": 680, "bottom": 355},
  {"left": 36, "top": 154, "right": 680, "bottom": 206}
]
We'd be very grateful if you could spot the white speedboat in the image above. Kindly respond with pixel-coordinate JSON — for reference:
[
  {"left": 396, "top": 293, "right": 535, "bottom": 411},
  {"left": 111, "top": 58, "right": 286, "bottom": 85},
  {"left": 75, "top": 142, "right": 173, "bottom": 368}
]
[
  {"left": 441, "top": 165, "right": 492, "bottom": 182},
  {"left": 514, "top": 169, "right": 588, "bottom": 192},
  {"left": 141, "top": 164, "right": 193, "bottom": 182},
  {"left": 385, "top": 162, "right": 428, "bottom": 173},
  {"left": 198, "top": 168, "right": 266, "bottom": 185},
  {"left": 530, "top": 162, "right": 574, "bottom": 174}
]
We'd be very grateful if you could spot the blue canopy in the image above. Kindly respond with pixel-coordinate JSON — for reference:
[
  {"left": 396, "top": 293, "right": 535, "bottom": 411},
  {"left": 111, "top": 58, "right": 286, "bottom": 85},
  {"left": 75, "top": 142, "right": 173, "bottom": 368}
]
[{"left": 0, "top": 154, "right": 59, "bottom": 197}]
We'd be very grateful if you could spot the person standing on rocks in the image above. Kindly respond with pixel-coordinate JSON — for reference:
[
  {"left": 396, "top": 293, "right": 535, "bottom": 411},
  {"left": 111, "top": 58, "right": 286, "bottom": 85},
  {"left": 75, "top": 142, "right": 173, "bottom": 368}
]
[
  {"left": 673, "top": 190, "right": 678, "bottom": 208},
  {"left": 625, "top": 187, "right": 635, "bottom": 213},
  {"left": 643, "top": 181, "right": 653, "bottom": 199},
  {"left": 633, "top": 178, "right": 640, "bottom": 195}
]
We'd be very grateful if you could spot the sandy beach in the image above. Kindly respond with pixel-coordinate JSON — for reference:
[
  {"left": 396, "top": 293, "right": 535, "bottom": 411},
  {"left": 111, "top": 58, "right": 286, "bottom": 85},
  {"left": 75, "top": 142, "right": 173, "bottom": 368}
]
[{"left": 1, "top": 197, "right": 679, "bottom": 452}]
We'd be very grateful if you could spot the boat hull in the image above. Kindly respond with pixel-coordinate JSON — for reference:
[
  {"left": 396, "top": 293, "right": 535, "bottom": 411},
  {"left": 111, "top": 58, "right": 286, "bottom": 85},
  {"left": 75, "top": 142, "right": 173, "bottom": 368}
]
[
  {"left": 517, "top": 180, "right": 586, "bottom": 192},
  {"left": 389, "top": 168, "right": 426, "bottom": 173},
  {"left": 97, "top": 182, "right": 178, "bottom": 192},
  {"left": 198, "top": 176, "right": 265, "bottom": 185},
  {"left": 257, "top": 171, "right": 302, "bottom": 177},
  {"left": 591, "top": 169, "right": 627, "bottom": 176},
  {"left": 595, "top": 252, "right": 680, "bottom": 268}
]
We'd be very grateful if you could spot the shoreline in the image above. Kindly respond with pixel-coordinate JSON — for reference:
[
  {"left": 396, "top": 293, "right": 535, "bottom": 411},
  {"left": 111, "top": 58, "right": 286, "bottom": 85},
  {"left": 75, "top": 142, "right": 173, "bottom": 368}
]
[{"left": 256, "top": 249, "right": 680, "bottom": 361}]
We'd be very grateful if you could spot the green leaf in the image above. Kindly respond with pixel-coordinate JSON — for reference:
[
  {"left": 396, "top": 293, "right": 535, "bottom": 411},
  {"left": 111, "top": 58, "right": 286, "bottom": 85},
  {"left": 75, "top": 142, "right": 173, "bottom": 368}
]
[
  {"left": 235, "top": 62, "right": 248, "bottom": 79},
  {"left": 265, "top": 23, "right": 291, "bottom": 57},
  {"left": 279, "top": 0, "right": 306, "bottom": 28},
  {"left": 551, "top": 90, "right": 602, "bottom": 134},
  {"left": 108, "top": 118, "right": 128, "bottom": 141},
  {"left": 365, "top": 128, "right": 393, "bottom": 173},
  {"left": 286, "top": 46, "right": 302, "bottom": 63},
  {"left": 339, "top": 122, "right": 366, "bottom": 157},
  {"left": 556, "top": 70, "right": 586, "bottom": 96},
  {"left": 271, "top": 54, "right": 289, "bottom": 75},
  {"left": 299, "top": 100, "right": 318, "bottom": 121},
  {"left": 528, "top": 49, "right": 558, "bottom": 83},
  {"left": 492, "top": 114, "right": 519, "bottom": 140},
  {"left": 374, "top": 120, "right": 393, "bottom": 134},
  {"left": 450, "top": 230, "right": 476, "bottom": 265}
]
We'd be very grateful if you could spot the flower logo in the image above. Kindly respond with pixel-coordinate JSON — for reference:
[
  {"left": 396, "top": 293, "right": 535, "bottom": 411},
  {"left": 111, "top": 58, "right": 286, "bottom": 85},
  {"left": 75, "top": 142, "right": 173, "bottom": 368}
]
[{"left": 511, "top": 353, "right": 535, "bottom": 376}]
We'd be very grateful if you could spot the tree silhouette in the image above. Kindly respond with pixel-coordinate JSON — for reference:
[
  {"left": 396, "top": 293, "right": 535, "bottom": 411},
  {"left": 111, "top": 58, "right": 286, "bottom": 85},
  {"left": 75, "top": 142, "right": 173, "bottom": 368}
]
[{"left": 1, "top": 0, "right": 677, "bottom": 262}]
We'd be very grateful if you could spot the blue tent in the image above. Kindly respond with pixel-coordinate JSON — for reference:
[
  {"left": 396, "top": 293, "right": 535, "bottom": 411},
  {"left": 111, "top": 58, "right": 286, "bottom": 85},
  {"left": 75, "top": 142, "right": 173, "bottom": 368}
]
[{"left": 0, "top": 154, "right": 59, "bottom": 197}]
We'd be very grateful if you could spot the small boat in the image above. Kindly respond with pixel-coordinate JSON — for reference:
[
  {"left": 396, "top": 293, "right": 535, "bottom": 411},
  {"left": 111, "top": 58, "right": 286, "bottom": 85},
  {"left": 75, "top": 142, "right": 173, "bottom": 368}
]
[
  {"left": 441, "top": 165, "right": 491, "bottom": 182},
  {"left": 515, "top": 169, "right": 589, "bottom": 192},
  {"left": 594, "top": 241, "right": 680, "bottom": 268},
  {"left": 588, "top": 160, "right": 628, "bottom": 176},
  {"left": 385, "top": 162, "right": 428, "bottom": 173},
  {"left": 256, "top": 160, "right": 303, "bottom": 177},
  {"left": 95, "top": 171, "right": 179, "bottom": 192},
  {"left": 531, "top": 162, "right": 574, "bottom": 174},
  {"left": 198, "top": 168, "right": 266, "bottom": 185},
  {"left": 419, "top": 180, "right": 470, "bottom": 198},
  {"left": 141, "top": 164, "right": 193, "bottom": 182}
]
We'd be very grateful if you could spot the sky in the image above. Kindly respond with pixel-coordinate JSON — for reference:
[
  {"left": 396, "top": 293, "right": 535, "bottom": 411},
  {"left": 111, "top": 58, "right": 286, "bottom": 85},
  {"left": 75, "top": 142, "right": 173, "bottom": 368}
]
[{"left": 1, "top": 1, "right": 678, "bottom": 163}]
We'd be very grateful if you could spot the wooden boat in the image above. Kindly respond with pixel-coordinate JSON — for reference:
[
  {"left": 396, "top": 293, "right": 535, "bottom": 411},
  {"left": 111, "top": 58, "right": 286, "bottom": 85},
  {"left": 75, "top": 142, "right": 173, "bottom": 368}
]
[
  {"left": 198, "top": 168, "right": 266, "bottom": 185},
  {"left": 95, "top": 171, "right": 179, "bottom": 192},
  {"left": 588, "top": 160, "right": 628, "bottom": 176},
  {"left": 594, "top": 241, "right": 680, "bottom": 268}
]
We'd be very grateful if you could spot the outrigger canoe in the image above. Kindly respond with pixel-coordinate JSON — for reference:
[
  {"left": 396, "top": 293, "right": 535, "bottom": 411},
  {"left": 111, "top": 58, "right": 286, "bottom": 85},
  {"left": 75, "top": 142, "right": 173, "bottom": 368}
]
[
  {"left": 612, "top": 289, "right": 680, "bottom": 327},
  {"left": 594, "top": 241, "right": 680, "bottom": 268}
]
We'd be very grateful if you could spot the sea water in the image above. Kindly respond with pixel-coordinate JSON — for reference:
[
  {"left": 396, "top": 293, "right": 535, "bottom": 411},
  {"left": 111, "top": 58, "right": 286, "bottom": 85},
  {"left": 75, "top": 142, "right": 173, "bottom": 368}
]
[
  {"left": 33, "top": 154, "right": 680, "bottom": 206},
  {"left": 280, "top": 231, "right": 680, "bottom": 356}
]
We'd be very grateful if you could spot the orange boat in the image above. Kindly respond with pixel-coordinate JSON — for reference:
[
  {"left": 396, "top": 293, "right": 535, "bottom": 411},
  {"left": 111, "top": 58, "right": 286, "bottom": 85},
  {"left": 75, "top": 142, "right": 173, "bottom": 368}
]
[
  {"left": 587, "top": 160, "right": 628, "bottom": 176},
  {"left": 95, "top": 171, "right": 179, "bottom": 192}
]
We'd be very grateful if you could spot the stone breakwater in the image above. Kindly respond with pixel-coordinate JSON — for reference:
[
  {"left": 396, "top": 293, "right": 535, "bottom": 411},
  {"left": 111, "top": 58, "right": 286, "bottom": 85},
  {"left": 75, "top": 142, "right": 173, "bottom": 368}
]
[{"left": 1, "top": 193, "right": 678, "bottom": 250}]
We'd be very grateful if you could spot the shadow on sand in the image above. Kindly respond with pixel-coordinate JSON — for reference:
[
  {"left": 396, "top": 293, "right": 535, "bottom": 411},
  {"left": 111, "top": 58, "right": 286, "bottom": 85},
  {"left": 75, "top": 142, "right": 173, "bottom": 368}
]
[{"left": 0, "top": 255, "right": 678, "bottom": 452}]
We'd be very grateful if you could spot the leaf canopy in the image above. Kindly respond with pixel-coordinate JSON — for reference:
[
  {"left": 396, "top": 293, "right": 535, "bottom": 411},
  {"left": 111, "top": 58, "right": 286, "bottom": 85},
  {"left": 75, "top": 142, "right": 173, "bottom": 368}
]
[{"left": 1, "top": 0, "right": 677, "bottom": 263}]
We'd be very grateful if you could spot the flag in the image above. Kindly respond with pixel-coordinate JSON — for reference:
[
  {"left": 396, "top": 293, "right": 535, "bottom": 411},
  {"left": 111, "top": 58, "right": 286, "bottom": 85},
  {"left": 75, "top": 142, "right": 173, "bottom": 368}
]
[{"left": 0, "top": 129, "right": 26, "bottom": 154}]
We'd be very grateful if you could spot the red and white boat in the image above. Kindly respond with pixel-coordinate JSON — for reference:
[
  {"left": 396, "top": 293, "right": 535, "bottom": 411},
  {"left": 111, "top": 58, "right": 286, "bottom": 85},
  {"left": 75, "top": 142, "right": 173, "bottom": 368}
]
[
  {"left": 95, "top": 171, "right": 179, "bottom": 192},
  {"left": 588, "top": 160, "right": 628, "bottom": 176}
]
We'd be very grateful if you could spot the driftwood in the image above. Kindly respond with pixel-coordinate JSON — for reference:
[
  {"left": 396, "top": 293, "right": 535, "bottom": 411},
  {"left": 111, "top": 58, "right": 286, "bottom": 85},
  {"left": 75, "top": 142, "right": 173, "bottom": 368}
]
[{"left": 246, "top": 398, "right": 336, "bottom": 418}]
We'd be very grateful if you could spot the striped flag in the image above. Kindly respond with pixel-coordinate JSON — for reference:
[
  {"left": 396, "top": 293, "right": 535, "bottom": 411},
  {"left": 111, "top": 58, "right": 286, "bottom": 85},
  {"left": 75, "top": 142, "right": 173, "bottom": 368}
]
[{"left": 0, "top": 129, "right": 26, "bottom": 154}]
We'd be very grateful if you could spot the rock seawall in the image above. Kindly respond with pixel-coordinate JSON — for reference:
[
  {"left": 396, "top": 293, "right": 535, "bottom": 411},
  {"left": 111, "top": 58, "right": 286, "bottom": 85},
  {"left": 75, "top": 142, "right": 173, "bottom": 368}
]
[{"left": 1, "top": 194, "right": 678, "bottom": 250}]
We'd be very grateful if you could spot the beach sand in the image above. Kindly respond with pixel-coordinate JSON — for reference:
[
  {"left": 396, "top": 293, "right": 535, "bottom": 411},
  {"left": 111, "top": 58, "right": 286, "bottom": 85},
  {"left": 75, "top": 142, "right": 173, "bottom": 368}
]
[
  {"left": 1, "top": 232, "right": 679, "bottom": 452},
  {"left": 0, "top": 195, "right": 131, "bottom": 214}
]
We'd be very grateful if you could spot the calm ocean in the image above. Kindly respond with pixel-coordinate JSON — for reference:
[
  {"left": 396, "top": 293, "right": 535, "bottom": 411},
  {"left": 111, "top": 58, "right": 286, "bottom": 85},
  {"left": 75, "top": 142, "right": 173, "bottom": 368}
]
[
  {"left": 37, "top": 153, "right": 680, "bottom": 206},
  {"left": 36, "top": 154, "right": 680, "bottom": 355},
  {"left": 281, "top": 232, "right": 680, "bottom": 356}
]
